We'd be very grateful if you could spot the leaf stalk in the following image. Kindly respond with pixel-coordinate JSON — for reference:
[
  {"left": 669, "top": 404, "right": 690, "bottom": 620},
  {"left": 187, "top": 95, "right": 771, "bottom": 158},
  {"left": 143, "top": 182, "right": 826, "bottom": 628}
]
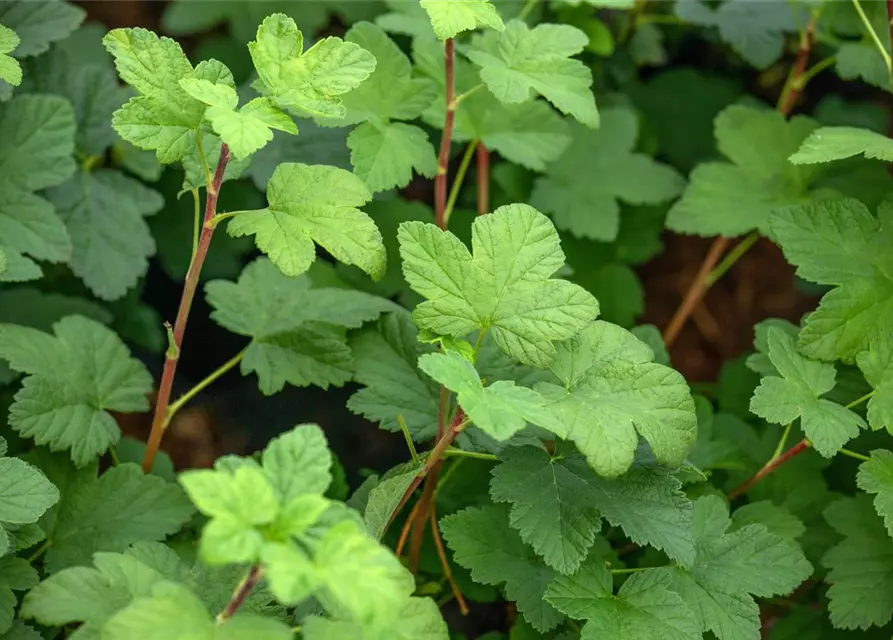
[
  {"left": 216, "top": 563, "right": 263, "bottom": 625},
  {"left": 434, "top": 38, "right": 456, "bottom": 230}
]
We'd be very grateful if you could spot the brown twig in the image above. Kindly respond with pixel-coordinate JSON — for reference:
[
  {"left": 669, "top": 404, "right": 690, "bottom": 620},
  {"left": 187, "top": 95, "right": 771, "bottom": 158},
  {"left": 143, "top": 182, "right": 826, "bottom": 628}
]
[
  {"left": 142, "top": 144, "right": 231, "bottom": 473},
  {"left": 216, "top": 564, "right": 262, "bottom": 624},
  {"left": 777, "top": 11, "right": 819, "bottom": 117},
  {"left": 476, "top": 143, "right": 489, "bottom": 216},
  {"left": 396, "top": 497, "right": 423, "bottom": 558},
  {"left": 434, "top": 38, "right": 456, "bottom": 230},
  {"left": 430, "top": 501, "right": 469, "bottom": 615},
  {"left": 727, "top": 439, "right": 810, "bottom": 500}
]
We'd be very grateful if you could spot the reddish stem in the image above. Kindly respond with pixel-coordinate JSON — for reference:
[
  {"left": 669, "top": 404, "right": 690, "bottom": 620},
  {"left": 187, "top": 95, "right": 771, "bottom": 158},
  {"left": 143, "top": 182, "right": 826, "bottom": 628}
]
[
  {"left": 778, "top": 12, "right": 818, "bottom": 117},
  {"left": 216, "top": 564, "right": 262, "bottom": 624},
  {"left": 476, "top": 143, "right": 489, "bottom": 216},
  {"left": 727, "top": 439, "right": 810, "bottom": 500},
  {"left": 663, "top": 237, "right": 729, "bottom": 348},
  {"left": 142, "top": 144, "right": 231, "bottom": 473},
  {"left": 434, "top": 38, "right": 456, "bottom": 230}
]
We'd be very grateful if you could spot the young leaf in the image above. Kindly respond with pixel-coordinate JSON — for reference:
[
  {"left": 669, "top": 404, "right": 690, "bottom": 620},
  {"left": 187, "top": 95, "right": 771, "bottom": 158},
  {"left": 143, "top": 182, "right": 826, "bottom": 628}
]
[
  {"left": 45, "top": 169, "right": 163, "bottom": 300},
  {"left": 789, "top": 126, "right": 893, "bottom": 165},
  {"left": 0, "top": 1, "right": 85, "bottom": 58},
  {"left": 206, "top": 257, "right": 395, "bottom": 394},
  {"left": 749, "top": 327, "right": 866, "bottom": 456},
  {"left": 667, "top": 105, "right": 820, "bottom": 237},
  {"left": 340, "top": 22, "right": 437, "bottom": 192},
  {"left": 823, "top": 495, "right": 893, "bottom": 630},
  {"left": 418, "top": 352, "right": 557, "bottom": 440},
  {"left": 347, "top": 310, "right": 442, "bottom": 441},
  {"left": 674, "top": 0, "right": 805, "bottom": 69},
  {"left": 545, "top": 560, "right": 699, "bottom": 640},
  {"left": 535, "top": 321, "right": 697, "bottom": 477},
  {"left": 441, "top": 505, "right": 566, "bottom": 632},
  {"left": 248, "top": 13, "right": 376, "bottom": 119},
  {"left": 0, "top": 25, "right": 21, "bottom": 87},
  {"left": 857, "top": 334, "right": 893, "bottom": 432},
  {"left": 302, "top": 596, "right": 448, "bottom": 640},
  {"left": 769, "top": 197, "right": 893, "bottom": 361},
  {"left": 530, "top": 109, "right": 684, "bottom": 241},
  {"left": 226, "top": 163, "right": 385, "bottom": 280},
  {"left": 468, "top": 20, "right": 598, "bottom": 127},
  {"left": 420, "top": 0, "right": 504, "bottom": 39},
  {"left": 661, "top": 495, "right": 812, "bottom": 640},
  {"left": 0, "top": 94, "right": 76, "bottom": 282},
  {"left": 398, "top": 203, "right": 599, "bottom": 367},
  {"left": 262, "top": 424, "right": 333, "bottom": 503},
  {"left": 489, "top": 445, "right": 694, "bottom": 574},
  {"left": 42, "top": 462, "right": 194, "bottom": 572},
  {"left": 0, "top": 316, "right": 153, "bottom": 466}
]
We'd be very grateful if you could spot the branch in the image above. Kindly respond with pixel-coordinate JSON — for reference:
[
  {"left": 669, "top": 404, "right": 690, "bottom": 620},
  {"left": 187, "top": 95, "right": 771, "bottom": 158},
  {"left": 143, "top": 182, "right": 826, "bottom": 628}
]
[
  {"left": 777, "top": 10, "right": 820, "bottom": 117},
  {"left": 434, "top": 38, "right": 456, "bottom": 230},
  {"left": 727, "top": 439, "right": 810, "bottom": 500},
  {"left": 142, "top": 144, "right": 231, "bottom": 473},
  {"left": 216, "top": 564, "right": 263, "bottom": 625}
]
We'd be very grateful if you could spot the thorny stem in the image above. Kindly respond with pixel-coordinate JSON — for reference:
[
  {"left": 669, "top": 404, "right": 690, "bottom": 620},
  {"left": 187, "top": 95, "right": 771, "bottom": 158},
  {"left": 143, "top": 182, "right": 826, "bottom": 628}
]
[
  {"left": 664, "top": 11, "right": 821, "bottom": 347},
  {"left": 216, "top": 564, "right": 263, "bottom": 625},
  {"left": 727, "top": 439, "right": 810, "bottom": 500},
  {"left": 166, "top": 347, "right": 247, "bottom": 423},
  {"left": 443, "top": 139, "right": 479, "bottom": 227},
  {"left": 142, "top": 144, "right": 231, "bottom": 473},
  {"left": 434, "top": 38, "right": 456, "bottom": 230},
  {"left": 477, "top": 143, "right": 490, "bottom": 216}
]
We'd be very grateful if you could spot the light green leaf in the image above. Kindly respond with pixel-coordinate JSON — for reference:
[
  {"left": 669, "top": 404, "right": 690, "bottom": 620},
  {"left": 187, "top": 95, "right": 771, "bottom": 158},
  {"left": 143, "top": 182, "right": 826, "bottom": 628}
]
[
  {"left": 249, "top": 13, "right": 376, "bottom": 119},
  {"left": 227, "top": 163, "right": 385, "bottom": 280},
  {"left": 420, "top": 0, "right": 504, "bottom": 39},
  {"left": 398, "top": 203, "right": 598, "bottom": 367},
  {"left": 262, "top": 424, "right": 333, "bottom": 502},
  {"left": 667, "top": 104, "right": 820, "bottom": 237},
  {"left": 545, "top": 560, "right": 699, "bottom": 640},
  {"left": 302, "top": 596, "right": 448, "bottom": 640},
  {"left": 490, "top": 445, "right": 694, "bottom": 574},
  {"left": 663, "top": 495, "right": 812, "bottom": 640},
  {"left": 0, "top": 25, "right": 21, "bottom": 86},
  {"left": 45, "top": 169, "right": 162, "bottom": 301},
  {"left": 856, "top": 450, "right": 893, "bottom": 539},
  {"left": 0, "top": 94, "right": 76, "bottom": 282},
  {"left": 749, "top": 327, "right": 866, "bottom": 456},
  {"left": 535, "top": 321, "right": 697, "bottom": 477},
  {"left": 531, "top": 108, "right": 684, "bottom": 241},
  {"left": 468, "top": 20, "right": 597, "bottom": 127},
  {"left": 769, "top": 197, "right": 893, "bottom": 361},
  {"left": 857, "top": 333, "right": 893, "bottom": 432},
  {"left": 206, "top": 258, "right": 394, "bottom": 393},
  {"left": 0, "top": 1, "right": 85, "bottom": 58},
  {"left": 348, "top": 122, "right": 436, "bottom": 193},
  {"left": 418, "top": 353, "right": 557, "bottom": 440},
  {"left": 347, "top": 310, "right": 441, "bottom": 441},
  {"left": 0, "top": 316, "right": 153, "bottom": 466},
  {"left": 789, "top": 126, "right": 893, "bottom": 165},
  {"left": 441, "top": 505, "right": 565, "bottom": 632},
  {"left": 43, "top": 462, "right": 194, "bottom": 573}
]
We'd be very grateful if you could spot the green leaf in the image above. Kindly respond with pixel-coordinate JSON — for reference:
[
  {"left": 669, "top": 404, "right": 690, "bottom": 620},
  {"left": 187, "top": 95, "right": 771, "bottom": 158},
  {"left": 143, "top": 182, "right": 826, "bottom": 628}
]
[
  {"left": 206, "top": 257, "right": 395, "bottom": 393},
  {"left": 441, "top": 505, "right": 565, "bottom": 632},
  {"left": 535, "top": 321, "right": 697, "bottom": 477},
  {"left": 0, "top": 94, "right": 76, "bottom": 282},
  {"left": 226, "top": 163, "right": 385, "bottom": 280},
  {"left": 43, "top": 462, "right": 194, "bottom": 572},
  {"left": 364, "top": 462, "right": 421, "bottom": 540},
  {"left": 45, "top": 169, "right": 162, "bottom": 300},
  {"left": 248, "top": 13, "right": 376, "bottom": 119},
  {"left": 340, "top": 22, "right": 437, "bottom": 192},
  {"left": 0, "top": 557, "right": 37, "bottom": 634},
  {"left": 398, "top": 203, "right": 598, "bottom": 367},
  {"left": 0, "top": 316, "right": 153, "bottom": 466},
  {"left": 347, "top": 310, "right": 441, "bottom": 441},
  {"left": 103, "top": 27, "right": 215, "bottom": 163},
  {"left": 730, "top": 501, "right": 805, "bottom": 541},
  {"left": 856, "top": 450, "right": 893, "bottom": 539},
  {"left": 667, "top": 104, "right": 820, "bottom": 237},
  {"left": 857, "top": 334, "right": 893, "bottom": 432},
  {"left": 0, "top": 25, "right": 21, "bottom": 87},
  {"left": 663, "top": 495, "right": 812, "bottom": 640},
  {"left": 490, "top": 445, "right": 694, "bottom": 574},
  {"left": 769, "top": 197, "right": 893, "bottom": 361},
  {"left": 545, "top": 560, "right": 699, "bottom": 640},
  {"left": 0, "top": 1, "right": 85, "bottom": 58},
  {"left": 823, "top": 495, "right": 893, "bottom": 630},
  {"left": 749, "top": 327, "right": 866, "bottom": 456},
  {"left": 673, "top": 0, "right": 805, "bottom": 69},
  {"left": 418, "top": 352, "right": 557, "bottom": 440},
  {"left": 262, "top": 424, "right": 333, "bottom": 502},
  {"left": 0, "top": 457, "right": 58, "bottom": 525},
  {"left": 302, "top": 596, "right": 448, "bottom": 640},
  {"left": 531, "top": 108, "right": 684, "bottom": 241},
  {"left": 468, "top": 20, "right": 598, "bottom": 127},
  {"left": 789, "top": 126, "right": 893, "bottom": 165},
  {"left": 420, "top": 0, "right": 504, "bottom": 39}
]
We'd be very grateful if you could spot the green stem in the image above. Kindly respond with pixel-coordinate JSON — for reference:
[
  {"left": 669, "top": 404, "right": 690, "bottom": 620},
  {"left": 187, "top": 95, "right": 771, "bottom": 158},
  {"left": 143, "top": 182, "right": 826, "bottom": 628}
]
[
  {"left": 518, "top": 0, "right": 538, "bottom": 21},
  {"left": 845, "top": 389, "right": 875, "bottom": 409},
  {"left": 195, "top": 135, "right": 213, "bottom": 189},
  {"left": 166, "top": 347, "right": 246, "bottom": 424},
  {"left": 450, "top": 84, "right": 484, "bottom": 109},
  {"left": 838, "top": 448, "right": 871, "bottom": 462},
  {"left": 206, "top": 209, "right": 252, "bottom": 229},
  {"left": 472, "top": 327, "right": 488, "bottom": 364},
  {"left": 435, "top": 457, "right": 464, "bottom": 498},
  {"left": 108, "top": 443, "right": 120, "bottom": 467},
  {"left": 771, "top": 422, "right": 793, "bottom": 461},
  {"left": 799, "top": 55, "right": 837, "bottom": 87},
  {"left": 397, "top": 414, "right": 421, "bottom": 466},
  {"left": 443, "top": 447, "right": 498, "bottom": 461},
  {"left": 853, "top": 0, "right": 892, "bottom": 72},
  {"left": 26, "top": 538, "right": 51, "bottom": 563},
  {"left": 190, "top": 188, "right": 201, "bottom": 259},
  {"left": 705, "top": 232, "right": 759, "bottom": 286},
  {"left": 443, "top": 140, "right": 478, "bottom": 227},
  {"left": 610, "top": 563, "right": 676, "bottom": 574},
  {"left": 636, "top": 13, "right": 683, "bottom": 26}
]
